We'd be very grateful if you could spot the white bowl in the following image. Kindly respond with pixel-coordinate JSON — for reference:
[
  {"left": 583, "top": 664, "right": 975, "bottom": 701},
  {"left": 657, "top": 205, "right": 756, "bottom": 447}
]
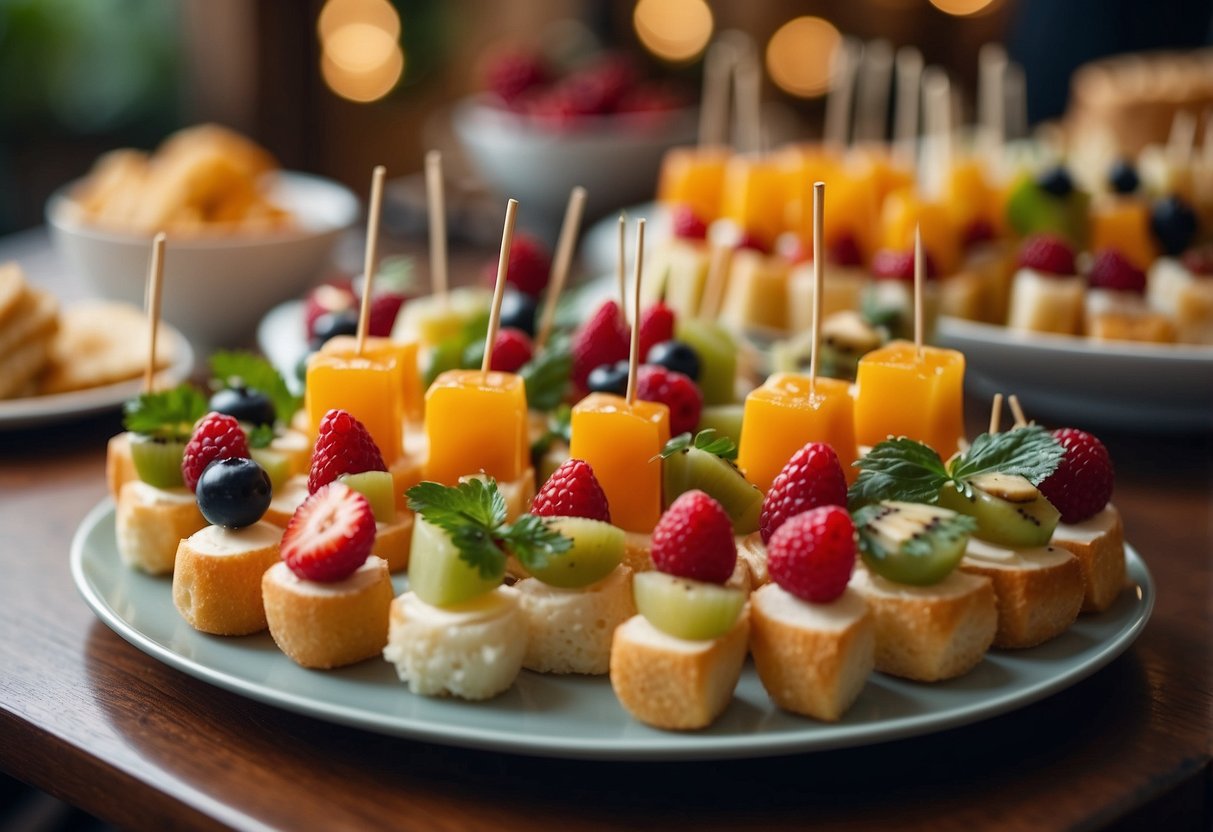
[
  {"left": 46, "top": 172, "right": 359, "bottom": 352},
  {"left": 452, "top": 97, "right": 696, "bottom": 222}
]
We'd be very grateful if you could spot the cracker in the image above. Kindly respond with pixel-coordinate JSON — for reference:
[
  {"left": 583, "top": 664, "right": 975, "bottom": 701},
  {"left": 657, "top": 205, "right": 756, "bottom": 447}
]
[
  {"left": 0, "top": 288, "right": 58, "bottom": 358},
  {"left": 38, "top": 302, "right": 173, "bottom": 395},
  {"left": 0, "top": 335, "right": 54, "bottom": 399},
  {"left": 0, "top": 262, "right": 30, "bottom": 328}
]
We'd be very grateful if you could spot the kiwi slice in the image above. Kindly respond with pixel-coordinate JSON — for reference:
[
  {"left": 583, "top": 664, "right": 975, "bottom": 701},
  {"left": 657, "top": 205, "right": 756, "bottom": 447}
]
[
  {"left": 663, "top": 446, "right": 762, "bottom": 535},
  {"left": 633, "top": 571, "right": 745, "bottom": 640},
  {"left": 854, "top": 500, "right": 975, "bottom": 585},
  {"left": 129, "top": 434, "right": 186, "bottom": 488},
  {"left": 525, "top": 517, "right": 624, "bottom": 588},
  {"left": 339, "top": 470, "right": 397, "bottom": 523},
  {"left": 696, "top": 404, "right": 745, "bottom": 446},
  {"left": 936, "top": 473, "right": 1060, "bottom": 548},
  {"left": 250, "top": 446, "right": 293, "bottom": 491},
  {"left": 675, "top": 319, "right": 736, "bottom": 405},
  {"left": 407, "top": 518, "right": 501, "bottom": 607}
]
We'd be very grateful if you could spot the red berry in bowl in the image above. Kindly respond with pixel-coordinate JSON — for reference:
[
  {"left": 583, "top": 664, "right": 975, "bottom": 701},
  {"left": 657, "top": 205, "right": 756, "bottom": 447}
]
[
  {"left": 1017, "top": 234, "right": 1076, "bottom": 276},
  {"left": 182, "top": 412, "right": 250, "bottom": 493},
  {"left": 531, "top": 458, "right": 611, "bottom": 522},
  {"left": 759, "top": 442, "right": 848, "bottom": 544},
  {"left": 490, "top": 327, "right": 534, "bottom": 373},
  {"left": 636, "top": 365, "right": 701, "bottom": 436},
  {"left": 282, "top": 482, "right": 377, "bottom": 582},
  {"left": 767, "top": 505, "right": 856, "bottom": 603},
  {"left": 1087, "top": 249, "right": 1147, "bottom": 294},
  {"left": 308, "top": 408, "right": 388, "bottom": 494},
  {"left": 651, "top": 490, "right": 737, "bottom": 584},
  {"left": 484, "top": 50, "right": 549, "bottom": 106},
  {"left": 1038, "top": 428, "right": 1114, "bottom": 524}
]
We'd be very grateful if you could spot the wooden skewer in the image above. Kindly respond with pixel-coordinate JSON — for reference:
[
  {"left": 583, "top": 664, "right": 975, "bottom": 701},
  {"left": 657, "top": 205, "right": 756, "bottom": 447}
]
[
  {"left": 988, "top": 392, "right": 1004, "bottom": 435},
  {"left": 855, "top": 39, "right": 893, "bottom": 144},
  {"left": 893, "top": 46, "right": 923, "bottom": 168},
  {"left": 978, "top": 43, "right": 1008, "bottom": 160},
  {"left": 824, "top": 38, "right": 860, "bottom": 150},
  {"left": 914, "top": 224, "right": 925, "bottom": 359},
  {"left": 616, "top": 214, "right": 628, "bottom": 323},
  {"left": 143, "top": 232, "right": 166, "bottom": 392},
  {"left": 1008, "top": 394, "right": 1028, "bottom": 429},
  {"left": 356, "top": 165, "right": 386, "bottom": 355},
  {"left": 625, "top": 218, "right": 646, "bottom": 407},
  {"left": 1004, "top": 62, "right": 1027, "bottom": 142},
  {"left": 922, "top": 67, "right": 952, "bottom": 200},
  {"left": 536, "top": 186, "right": 588, "bottom": 350},
  {"left": 1168, "top": 109, "right": 1197, "bottom": 166},
  {"left": 733, "top": 50, "right": 762, "bottom": 155},
  {"left": 425, "top": 151, "right": 449, "bottom": 306},
  {"left": 808, "top": 182, "right": 825, "bottom": 393},
  {"left": 699, "top": 242, "right": 730, "bottom": 320},
  {"left": 482, "top": 199, "right": 519, "bottom": 373},
  {"left": 698, "top": 40, "right": 735, "bottom": 147}
]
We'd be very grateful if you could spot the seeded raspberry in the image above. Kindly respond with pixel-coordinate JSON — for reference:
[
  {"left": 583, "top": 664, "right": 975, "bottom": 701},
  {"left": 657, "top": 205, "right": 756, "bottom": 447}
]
[
  {"left": 181, "top": 412, "right": 250, "bottom": 493},
  {"left": 1038, "top": 428, "right": 1115, "bottom": 524},
  {"left": 369, "top": 292, "right": 406, "bottom": 337},
  {"left": 490, "top": 327, "right": 534, "bottom": 373},
  {"left": 671, "top": 205, "right": 708, "bottom": 241},
  {"left": 485, "top": 234, "right": 551, "bottom": 298},
  {"left": 871, "top": 248, "right": 937, "bottom": 281},
  {"left": 651, "top": 490, "right": 737, "bottom": 584},
  {"left": 571, "top": 300, "right": 629, "bottom": 390},
  {"left": 282, "top": 483, "right": 376, "bottom": 582},
  {"left": 638, "top": 301, "right": 675, "bottom": 361},
  {"left": 767, "top": 506, "right": 856, "bottom": 603},
  {"left": 828, "top": 234, "right": 864, "bottom": 268},
  {"left": 1087, "top": 249, "right": 1147, "bottom": 294},
  {"left": 308, "top": 409, "right": 388, "bottom": 494},
  {"left": 1017, "top": 234, "right": 1076, "bottom": 276},
  {"left": 531, "top": 458, "right": 611, "bottom": 522},
  {"left": 636, "top": 365, "right": 701, "bottom": 435},
  {"left": 760, "top": 443, "right": 848, "bottom": 544}
]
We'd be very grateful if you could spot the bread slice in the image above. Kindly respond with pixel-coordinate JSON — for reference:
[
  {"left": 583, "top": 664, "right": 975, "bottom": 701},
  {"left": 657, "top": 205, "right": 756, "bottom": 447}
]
[
  {"left": 262, "top": 474, "right": 309, "bottom": 528},
  {"left": 750, "top": 585, "right": 874, "bottom": 721},
  {"left": 390, "top": 453, "right": 424, "bottom": 512},
  {"left": 269, "top": 428, "right": 312, "bottom": 479},
  {"left": 515, "top": 564, "right": 635, "bottom": 675},
  {"left": 959, "top": 539, "right": 1084, "bottom": 648},
  {"left": 1051, "top": 504, "right": 1127, "bottom": 613},
  {"left": 115, "top": 480, "right": 207, "bottom": 575},
  {"left": 172, "top": 521, "right": 282, "bottom": 635},
  {"left": 382, "top": 587, "right": 525, "bottom": 700},
  {"left": 106, "top": 432, "right": 138, "bottom": 499},
  {"left": 371, "top": 512, "right": 414, "bottom": 572},
  {"left": 609, "top": 609, "right": 750, "bottom": 730},
  {"left": 849, "top": 566, "right": 996, "bottom": 682},
  {"left": 262, "top": 556, "right": 393, "bottom": 668}
]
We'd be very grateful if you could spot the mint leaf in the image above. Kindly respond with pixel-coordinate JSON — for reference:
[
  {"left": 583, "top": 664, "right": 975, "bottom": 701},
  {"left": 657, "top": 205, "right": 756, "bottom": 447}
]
[
  {"left": 848, "top": 437, "right": 951, "bottom": 509},
  {"left": 210, "top": 350, "right": 301, "bottom": 423},
  {"left": 407, "top": 478, "right": 505, "bottom": 531},
  {"left": 247, "top": 423, "right": 275, "bottom": 449},
  {"left": 949, "top": 425, "right": 1064, "bottom": 490},
  {"left": 658, "top": 432, "right": 693, "bottom": 459},
  {"left": 501, "top": 513, "right": 572, "bottom": 573},
  {"left": 520, "top": 335, "right": 572, "bottom": 412},
  {"left": 658, "top": 429, "right": 738, "bottom": 462},
  {"left": 123, "top": 384, "right": 207, "bottom": 439}
]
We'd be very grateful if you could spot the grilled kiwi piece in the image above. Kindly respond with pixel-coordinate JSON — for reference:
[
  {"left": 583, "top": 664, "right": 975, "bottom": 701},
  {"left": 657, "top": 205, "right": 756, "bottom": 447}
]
[{"left": 854, "top": 501, "right": 975, "bottom": 585}]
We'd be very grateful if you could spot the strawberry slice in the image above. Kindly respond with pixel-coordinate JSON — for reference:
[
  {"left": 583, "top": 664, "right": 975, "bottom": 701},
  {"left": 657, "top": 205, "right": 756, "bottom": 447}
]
[{"left": 281, "top": 483, "right": 376, "bottom": 582}]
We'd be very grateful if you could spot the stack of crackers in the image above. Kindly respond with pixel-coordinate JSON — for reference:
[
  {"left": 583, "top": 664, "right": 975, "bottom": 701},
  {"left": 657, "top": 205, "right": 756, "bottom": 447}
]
[{"left": 0, "top": 263, "right": 59, "bottom": 399}]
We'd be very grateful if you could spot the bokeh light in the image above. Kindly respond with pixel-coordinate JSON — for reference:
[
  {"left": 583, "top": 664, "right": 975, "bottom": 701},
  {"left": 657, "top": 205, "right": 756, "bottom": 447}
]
[
  {"left": 765, "top": 16, "right": 842, "bottom": 99},
  {"left": 928, "top": 0, "right": 1000, "bottom": 17},
  {"left": 318, "top": 0, "right": 404, "bottom": 102},
  {"left": 318, "top": 0, "right": 400, "bottom": 40},
  {"left": 633, "top": 0, "right": 714, "bottom": 64}
]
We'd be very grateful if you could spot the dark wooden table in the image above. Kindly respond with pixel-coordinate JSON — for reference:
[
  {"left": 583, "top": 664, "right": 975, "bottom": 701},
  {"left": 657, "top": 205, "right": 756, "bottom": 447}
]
[{"left": 1, "top": 229, "right": 1210, "bottom": 831}]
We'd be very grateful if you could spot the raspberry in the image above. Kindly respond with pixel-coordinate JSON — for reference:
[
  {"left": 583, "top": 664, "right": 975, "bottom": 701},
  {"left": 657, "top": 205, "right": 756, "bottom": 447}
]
[
  {"left": 1182, "top": 244, "right": 1213, "bottom": 276},
  {"left": 484, "top": 50, "right": 549, "bottom": 106},
  {"left": 281, "top": 482, "right": 376, "bottom": 582},
  {"left": 524, "top": 89, "right": 580, "bottom": 129},
  {"left": 571, "top": 300, "right": 629, "bottom": 390},
  {"left": 181, "top": 412, "right": 250, "bottom": 493},
  {"left": 671, "top": 205, "right": 708, "bottom": 241},
  {"left": 1017, "top": 234, "right": 1076, "bottom": 276},
  {"left": 1037, "top": 428, "right": 1115, "bottom": 524},
  {"left": 767, "top": 506, "right": 856, "bottom": 603},
  {"left": 531, "top": 458, "right": 611, "bottom": 522},
  {"left": 562, "top": 55, "right": 638, "bottom": 115},
  {"left": 639, "top": 301, "right": 675, "bottom": 361},
  {"left": 1087, "top": 249, "right": 1147, "bottom": 294},
  {"left": 871, "top": 248, "right": 937, "bottom": 281},
  {"left": 828, "top": 234, "right": 864, "bottom": 268},
  {"left": 369, "top": 292, "right": 406, "bottom": 337},
  {"left": 486, "top": 234, "right": 551, "bottom": 298},
  {"left": 490, "top": 327, "right": 534, "bottom": 373},
  {"left": 651, "top": 490, "right": 736, "bottom": 584},
  {"left": 759, "top": 442, "right": 848, "bottom": 544},
  {"left": 308, "top": 409, "right": 388, "bottom": 494},
  {"left": 735, "top": 231, "right": 768, "bottom": 254},
  {"left": 636, "top": 365, "right": 701, "bottom": 435}
]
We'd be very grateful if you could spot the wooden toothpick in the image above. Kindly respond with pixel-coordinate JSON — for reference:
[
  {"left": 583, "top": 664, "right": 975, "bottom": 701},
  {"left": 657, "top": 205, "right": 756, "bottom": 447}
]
[
  {"left": 616, "top": 214, "right": 628, "bottom": 324},
  {"left": 698, "top": 40, "right": 734, "bottom": 147},
  {"left": 914, "top": 224, "right": 925, "bottom": 359},
  {"left": 143, "top": 232, "right": 166, "bottom": 392},
  {"left": 482, "top": 198, "right": 519, "bottom": 373},
  {"left": 824, "top": 37, "right": 859, "bottom": 150},
  {"left": 624, "top": 218, "right": 646, "bottom": 407},
  {"left": 536, "top": 186, "right": 588, "bottom": 350},
  {"left": 1008, "top": 394, "right": 1029, "bottom": 429},
  {"left": 699, "top": 243, "right": 730, "bottom": 320},
  {"left": 734, "top": 50, "right": 762, "bottom": 155},
  {"left": 988, "top": 393, "right": 1004, "bottom": 435},
  {"left": 978, "top": 43, "right": 1007, "bottom": 160},
  {"left": 356, "top": 165, "right": 386, "bottom": 355},
  {"left": 425, "top": 151, "right": 449, "bottom": 305},
  {"left": 808, "top": 182, "right": 825, "bottom": 393},
  {"left": 855, "top": 39, "right": 893, "bottom": 144},
  {"left": 893, "top": 46, "right": 922, "bottom": 168}
]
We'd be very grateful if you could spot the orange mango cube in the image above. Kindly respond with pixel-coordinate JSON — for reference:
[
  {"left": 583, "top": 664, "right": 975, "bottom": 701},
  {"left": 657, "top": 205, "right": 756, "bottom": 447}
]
[
  {"left": 568, "top": 393, "right": 670, "bottom": 533},
  {"left": 737, "top": 374, "right": 859, "bottom": 491},
  {"left": 1091, "top": 198, "right": 1158, "bottom": 271},
  {"left": 944, "top": 158, "right": 996, "bottom": 236},
  {"left": 321, "top": 335, "right": 424, "bottom": 423},
  {"left": 720, "top": 154, "right": 787, "bottom": 249},
  {"left": 881, "top": 190, "right": 961, "bottom": 276},
  {"left": 423, "top": 370, "right": 528, "bottom": 486},
  {"left": 306, "top": 350, "right": 403, "bottom": 463},
  {"left": 854, "top": 341, "right": 965, "bottom": 458},
  {"left": 657, "top": 146, "right": 729, "bottom": 224}
]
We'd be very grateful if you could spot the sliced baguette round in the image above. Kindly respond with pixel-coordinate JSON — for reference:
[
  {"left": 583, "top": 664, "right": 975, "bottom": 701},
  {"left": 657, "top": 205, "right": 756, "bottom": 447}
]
[
  {"left": 106, "top": 432, "right": 137, "bottom": 499},
  {"left": 262, "top": 474, "right": 309, "bottom": 528},
  {"left": 1051, "top": 504, "right": 1127, "bottom": 613},
  {"left": 516, "top": 564, "right": 635, "bottom": 675},
  {"left": 371, "top": 513, "right": 414, "bottom": 573},
  {"left": 172, "top": 521, "right": 282, "bottom": 635},
  {"left": 115, "top": 480, "right": 206, "bottom": 575}
]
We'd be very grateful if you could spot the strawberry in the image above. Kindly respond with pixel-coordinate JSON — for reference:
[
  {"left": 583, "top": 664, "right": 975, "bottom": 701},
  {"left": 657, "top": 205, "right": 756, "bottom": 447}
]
[
  {"left": 571, "top": 300, "right": 629, "bottom": 390},
  {"left": 871, "top": 248, "right": 937, "bottom": 281},
  {"left": 828, "top": 233, "right": 864, "bottom": 268},
  {"left": 1017, "top": 234, "right": 1076, "bottom": 276},
  {"left": 281, "top": 482, "right": 376, "bottom": 582},
  {"left": 1037, "top": 428, "right": 1115, "bottom": 524},
  {"left": 369, "top": 292, "right": 406, "bottom": 337},
  {"left": 1087, "top": 249, "right": 1146, "bottom": 294},
  {"left": 638, "top": 301, "right": 675, "bottom": 360},
  {"left": 651, "top": 490, "right": 736, "bottom": 584},
  {"left": 760, "top": 442, "right": 848, "bottom": 544},
  {"left": 767, "top": 505, "right": 856, "bottom": 603},
  {"left": 484, "top": 50, "right": 549, "bottom": 106},
  {"left": 530, "top": 458, "right": 611, "bottom": 522},
  {"left": 490, "top": 327, "right": 534, "bottom": 373},
  {"left": 308, "top": 409, "right": 388, "bottom": 494},
  {"left": 181, "top": 412, "right": 250, "bottom": 493},
  {"left": 636, "top": 365, "right": 701, "bottom": 435},
  {"left": 671, "top": 205, "right": 708, "bottom": 241},
  {"left": 502, "top": 234, "right": 552, "bottom": 298}
]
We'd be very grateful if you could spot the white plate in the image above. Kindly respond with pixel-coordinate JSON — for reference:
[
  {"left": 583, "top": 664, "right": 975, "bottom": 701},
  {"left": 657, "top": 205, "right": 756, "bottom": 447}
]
[
  {"left": 937, "top": 317, "right": 1213, "bottom": 431},
  {"left": 256, "top": 299, "right": 307, "bottom": 396},
  {"left": 72, "top": 500, "right": 1153, "bottom": 761},
  {"left": 0, "top": 321, "right": 194, "bottom": 430}
]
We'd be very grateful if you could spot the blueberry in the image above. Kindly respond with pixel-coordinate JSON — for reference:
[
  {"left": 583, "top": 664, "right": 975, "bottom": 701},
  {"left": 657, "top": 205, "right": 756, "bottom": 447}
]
[
  {"left": 1108, "top": 160, "right": 1139, "bottom": 195},
  {"left": 196, "top": 457, "right": 272, "bottom": 529},
  {"left": 646, "top": 340, "right": 701, "bottom": 381},
  {"left": 586, "top": 360, "right": 630, "bottom": 395},
  {"left": 311, "top": 309, "right": 358, "bottom": 346},
  {"left": 1150, "top": 195, "right": 1198, "bottom": 256},
  {"left": 209, "top": 386, "right": 276, "bottom": 427},
  {"left": 1036, "top": 166, "right": 1074, "bottom": 197},
  {"left": 500, "top": 290, "right": 538, "bottom": 336}
]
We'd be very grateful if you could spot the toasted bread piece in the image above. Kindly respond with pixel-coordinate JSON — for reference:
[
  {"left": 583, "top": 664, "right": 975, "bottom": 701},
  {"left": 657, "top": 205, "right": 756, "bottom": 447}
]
[
  {"left": 262, "top": 557, "right": 393, "bottom": 668},
  {"left": 959, "top": 540, "right": 1084, "bottom": 648},
  {"left": 371, "top": 512, "right": 414, "bottom": 572},
  {"left": 270, "top": 429, "right": 312, "bottom": 479},
  {"left": 516, "top": 564, "right": 635, "bottom": 675},
  {"left": 106, "top": 432, "right": 138, "bottom": 499},
  {"left": 115, "top": 481, "right": 206, "bottom": 575},
  {"left": 390, "top": 453, "right": 425, "bottom": 512},
  {"left": 172, "top": 522, "right": 282, "bottom": 635},
  {"left": 0, "top": 285, "right": 57, "bottom": 357},
  {"left": 0, "top": 262, "right": 27, "bottom": 325},
  {"left": 263, "top": 474, "right": 309, "bottom": 528},
  {"left": 750, "top": 585, "right": 874, "bottom": 721},
  {"left": 849, "top": 566, "right": 996, "bottom": 682},
  {"left": 1051, "top": 504, "right": 1127, "bottom": 613},
  {"left": 610, "top": 610, "right": 750, "bottom": 730},
  {"left": 622, "top": 532, "right": 654, "bottom": 574},
  {"left": 39, "top": 302, "right": 170, "bottom": 395}
]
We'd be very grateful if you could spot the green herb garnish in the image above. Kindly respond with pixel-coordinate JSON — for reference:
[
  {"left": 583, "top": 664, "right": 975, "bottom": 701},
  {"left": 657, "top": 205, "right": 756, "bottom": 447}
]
[
  {"left": 520, "top": 334, "right": 572, "bottom": 412},
  {"left": 530, "top": 404, "right": 572, "bottom": 463},
  {"left": 122, "top": 384, "right": 207, "bottom": 440},
  {"left": 247, "top": 423, "right": 275, "bottom": 449},
  {"left": 210, "top": 351, "right": 301, "bottom": 423},
  {"left": 659, "top": 428, "right": 738, "bottom": 462}
]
